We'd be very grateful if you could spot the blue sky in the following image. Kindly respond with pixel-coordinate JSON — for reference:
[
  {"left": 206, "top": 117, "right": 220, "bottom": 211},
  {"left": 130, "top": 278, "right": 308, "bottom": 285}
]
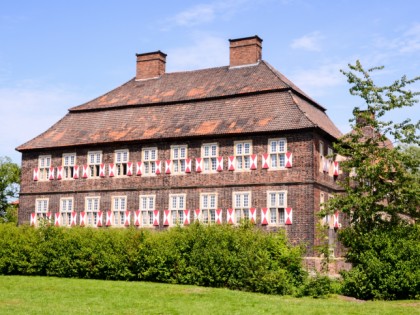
[{"left": 1, "top": 0, "right": 419, "bottom": 163}]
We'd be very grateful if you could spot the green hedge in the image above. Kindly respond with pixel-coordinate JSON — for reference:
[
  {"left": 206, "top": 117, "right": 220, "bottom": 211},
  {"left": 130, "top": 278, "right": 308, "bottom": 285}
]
[{"left": 0, "top": 223, "right": 306, "bottom": 295}]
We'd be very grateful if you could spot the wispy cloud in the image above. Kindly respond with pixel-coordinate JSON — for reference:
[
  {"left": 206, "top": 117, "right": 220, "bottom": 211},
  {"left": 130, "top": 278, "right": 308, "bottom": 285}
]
[
  {"left": 171, "top": 4, "right": 216, "bottom": 27},
  {"left": 290, "top": 62, "right": 347, "bottom": 97},
  {"left": 290, "top": 31, "right": 324, "bottom": 52},
  {"left": 0, "top": 84, "right": 88, "bottom": 162},
  {"left": 163, "top": 0, "right": 264, "bottom": 29},
  {"left": 167, "top": 34, "right": 228, "bottom": 71},
  {"left": 399, "top": 23, "right": 420, "bottom": 53}
]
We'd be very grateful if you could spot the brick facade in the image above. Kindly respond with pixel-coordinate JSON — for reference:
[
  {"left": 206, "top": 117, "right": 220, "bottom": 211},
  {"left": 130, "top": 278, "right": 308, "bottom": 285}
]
[{"left": 17, "top": 35, "right": 345, "bottom": 259}]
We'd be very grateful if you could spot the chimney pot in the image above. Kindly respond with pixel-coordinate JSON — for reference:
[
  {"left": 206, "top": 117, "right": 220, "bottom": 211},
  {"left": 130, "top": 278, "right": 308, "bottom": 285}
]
[
  {"left": 229, "top": 35, "right": 262, "bottom": 67},
  {"left": 136, "top": 51, "right": 166, "bottom": 80}
]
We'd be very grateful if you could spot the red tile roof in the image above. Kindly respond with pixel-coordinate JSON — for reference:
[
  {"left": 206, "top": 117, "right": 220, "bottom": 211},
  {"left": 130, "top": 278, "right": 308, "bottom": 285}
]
[{"left": 16, "top": 61, "right": 342, "bottom": 151}]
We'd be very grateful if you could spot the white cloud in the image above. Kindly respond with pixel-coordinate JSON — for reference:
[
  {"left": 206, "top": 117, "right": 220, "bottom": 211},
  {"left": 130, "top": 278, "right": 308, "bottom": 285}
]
[
  {"left": 163, "top": 0, "right": 265, "bottom": 29},
  {"left": 399, "top": 23, "right": 420, "bottom": 53},
  {"left": 167, "top": 35, "right": 228, "bottom": 71},
  {"left": 290, "top": 62, "right": 347, "bottom": 97},
  {"left": 171, "top": 4, "right": 216, "bottom": 27},
  {"left": 0, "top": 84, "right": 87, "bottom": 163},
  {"left": 290, "top": 31, "right": 324, "bottom": 52}
]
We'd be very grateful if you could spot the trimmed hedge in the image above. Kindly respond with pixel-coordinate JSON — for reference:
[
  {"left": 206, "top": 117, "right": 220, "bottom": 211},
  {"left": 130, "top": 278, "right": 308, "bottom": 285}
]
[{"left": 0, "top": 223, "right": 306, "bottom": 295}]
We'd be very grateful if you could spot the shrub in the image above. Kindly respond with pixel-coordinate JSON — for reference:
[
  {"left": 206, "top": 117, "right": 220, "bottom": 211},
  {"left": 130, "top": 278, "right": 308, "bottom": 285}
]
[
  {"left": 339, "top": 224, "right": 420, "bottom": 300},
  {"left": 0, "top": 223, "right": 307, "bottom": 295}
]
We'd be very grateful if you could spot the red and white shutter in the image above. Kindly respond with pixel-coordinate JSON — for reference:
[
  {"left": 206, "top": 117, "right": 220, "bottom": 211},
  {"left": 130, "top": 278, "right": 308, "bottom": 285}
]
[
  {"left": 227, "top": 208, "right": 234, "bottom": 224},
  {"left": 334, "top": 211, "right": 339, "bottom": 228},
  {"left": 82, "top": 165, "right": 89, "bottom": 178},
  {"left": 97, "top": 211, "right": 103, "bottom": 227},
  {"left": 136, "top": 161, "right": 143, "bottom": 176},
  {"left": 216, "top": 157, "right": 223, "bottom": 172},
  {"left": 250, "top": 208, "right": 257, "bottom": 223},
  {"left": 73, "top": 165, "right": 79, "bottom": 179},
  {"left": 163, "top": 210, "right": 170, "bottom": 226},
  {"left": 134, "top": 210, "right": 141, "bottom": 226},
  {"left": 56, "top": 166, "right": 63, "bottom": 180},
  {"left": 185, "top": 159, "right": 192, "bottom": 173},
  {"left": 49, "top": 167, "right": 55, "bottom": 180},
  {"left": 33, "top": 168, "right": 39, "bottom": 181},
  {"left": 153, "top": 210, "right": 160, "bottom": 226},
  {"left": 124, "top": 211, "right": 131, "bottom": 226},
  {"left": 262, "top": 153, "right": 269, "bottom": 169},
  {"left": 195, "top": 158, "right": 203, "bottom": 173},
  {"left": 165, "top": 160, "right": 172, "bottom": 174},
  {"left": 285, "top": 152, "right": 293, "bottom": 168},
  {"left": 183, "top": 210, "right": 190, "bottom": 225},
  {"left": 155, "top": 161, "right": 161, "bottom": 175},
  {"left": 194, "top": 209, "right": 201, "bottom": 222},
  {"left": 71, "top": 211, "right": 77, "bottom": 226},
  {"left": 127, "top": 162, "right": 133, "bottom": 176},
  {"left": 79, "top": 212, "right": 86, "bottom": 226},
  {"left": 30, "top": 212, "right": 36, "bottom": 226},
  {"left": 109, "top": 163, "right": 115, "bottom": 177},
  {"left": 106, "top": 211, "right": 113, "bottom": 226},
  {"left": 46, "top": 212, "right": 52, "bottom": 222},
  {"left": 228, "top": 156, "right": 235, "bottom": 171},
  {"left": 250, "top": 155, "right": 257, "bottom": 170},
  {"left": 215, "top": 209, "right": 222, "bottom": 224},
  {"left": 261, "top": 208, "right": 269, "bottom": 225},
  {"left": 99, "top": 164, "right": 106, "bottom": 177},
  {"left": 285, "top": 208, "right": 293, "bottom": 225},
  {"left": 333, "top": 161, "right": 339, "bottom": 176},
  {"left": 54, "top": 212, "right": 60, "bottom": 226}
]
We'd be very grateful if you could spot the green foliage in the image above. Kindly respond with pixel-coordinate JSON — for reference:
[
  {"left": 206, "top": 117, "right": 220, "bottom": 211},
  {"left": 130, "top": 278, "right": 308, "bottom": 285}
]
[
  {"left": 298, "top": 274, "right": 337, "bottom": 298},
  {"left": 339, "top": 224, "right": 420, "bottom": 300},
  {"left": 0, "top": 223, "right": 307, "bottom": 295},
  {"left": 322, "top": 61, "right": 420, "bottom": 300},
  {"left": 0, "top": 157, "right": 20, "bottom": 223}
]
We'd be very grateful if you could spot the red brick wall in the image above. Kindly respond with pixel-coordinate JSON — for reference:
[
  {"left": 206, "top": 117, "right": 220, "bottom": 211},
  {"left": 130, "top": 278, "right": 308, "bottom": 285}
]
[{"left": 19, "top": 131, "right": 343, "bottom": 255}]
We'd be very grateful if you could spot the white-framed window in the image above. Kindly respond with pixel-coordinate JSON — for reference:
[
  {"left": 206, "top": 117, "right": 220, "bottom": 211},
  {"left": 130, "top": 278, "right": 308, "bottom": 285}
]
[
  {"left": 142, "top": 147, "right": 158, "bottom": 176},
  {"left": 319, "top": 141, "right": 325, "bottom": 172},
  {"left": 115, "top": 149, "right": 129, "bottom": 176},
  {"left": 233, "top": 191, "right": 251, "bottom": 224},
  {"left": 200, "top": 193, "right": 217, "bottom": 224},
  {"left": 112, "top": 196, "right": 127, "bottom": 226},
  {"left": 60, "top": 197, "right": 73, "bottom": 226},
  {"left": 85, "top": 196, "right": 100, "bottom": 226},
  {"left": 140, "top": 195, "right": 155, "bottom": 226},
  {"left": 269, "top": 138, "right": 286, "bottom": 169},
  {"left": 171, "top": 145, "right": 187, "bottom": 174},
  {"left": 234, "top": 141, "right": 252, "bottom": 171},
  {"left": 62, "top": 153, "right": 76, "bottom": 179},
  {"left": 88, "top": 151, "right": 102, "bottom": 178},
  {"left": 169, "top": 194, "right": 186, "bottom": 225},
  {"left": 267, "top": 191, "right": 287, "bottom": 225},
  {"left": 202, "top": 143, "right": 218, "bottom": 173},
  {"left": 38, "top": 155, "right": 51, "bottom": 181},
  {"left": 35, "top": 198, "right": 49, "bottom": 220}
]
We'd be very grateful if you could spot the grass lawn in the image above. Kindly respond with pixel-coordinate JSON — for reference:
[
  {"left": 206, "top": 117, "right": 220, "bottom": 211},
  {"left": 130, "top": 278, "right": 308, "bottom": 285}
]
[{"left": 0, "top": 276, "right": 418, "bottom": 315}]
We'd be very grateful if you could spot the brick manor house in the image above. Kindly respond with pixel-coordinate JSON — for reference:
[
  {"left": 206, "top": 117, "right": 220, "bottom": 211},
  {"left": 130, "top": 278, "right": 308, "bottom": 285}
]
[{"left": 17, "top": 36, "right": 343, "bottom": 256}]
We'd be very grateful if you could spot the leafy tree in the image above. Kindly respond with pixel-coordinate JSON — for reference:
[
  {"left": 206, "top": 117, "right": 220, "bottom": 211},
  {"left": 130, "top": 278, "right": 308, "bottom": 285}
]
[
  {"left": 323, "top": 61, "right": 420, "bottom": 300},
  {"left": 0, "top": 157, "right": 20, "bottom": 223},
  {"left": 325, "top": 61, "right": 420, "bottom": 231}
]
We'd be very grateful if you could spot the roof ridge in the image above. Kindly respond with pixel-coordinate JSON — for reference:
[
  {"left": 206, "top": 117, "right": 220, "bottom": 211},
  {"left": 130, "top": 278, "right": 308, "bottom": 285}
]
[{"left": 287, "top": 90, "right": 318, "bottom": 128}]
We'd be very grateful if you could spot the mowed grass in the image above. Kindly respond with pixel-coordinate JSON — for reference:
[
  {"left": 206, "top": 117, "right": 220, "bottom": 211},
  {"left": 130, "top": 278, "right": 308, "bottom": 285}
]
[{"left": 0, "top": 276, "right": 419, "bottom": 315}]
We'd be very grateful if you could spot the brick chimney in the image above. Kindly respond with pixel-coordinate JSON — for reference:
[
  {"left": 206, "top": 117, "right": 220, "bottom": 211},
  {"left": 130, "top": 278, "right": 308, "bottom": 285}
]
[
  {"left": 136, "top": 51, "right": 166, "bottom": 80},
  {"left": 229, "top": 35, "right": 262, "bottom": 67}
]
